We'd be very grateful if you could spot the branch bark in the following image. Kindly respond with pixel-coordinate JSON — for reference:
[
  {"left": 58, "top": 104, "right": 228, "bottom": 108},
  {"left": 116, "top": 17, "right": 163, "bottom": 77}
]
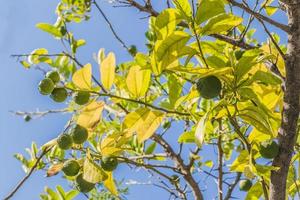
[
  {"left": 152, "top": 135, "right": 204, "bottom": 200},
  {"left": 270, "top": 2, "right": 300, "bottom": 200}
]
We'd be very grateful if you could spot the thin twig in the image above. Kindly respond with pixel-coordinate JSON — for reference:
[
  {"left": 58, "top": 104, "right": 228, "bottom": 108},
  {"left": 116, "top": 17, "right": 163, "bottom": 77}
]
[
  {"left": 227, "top": 0, "right": 289, "bottom": 32},
  {"left": 4, "top": 148, "right": 52, "bottom": 200}
]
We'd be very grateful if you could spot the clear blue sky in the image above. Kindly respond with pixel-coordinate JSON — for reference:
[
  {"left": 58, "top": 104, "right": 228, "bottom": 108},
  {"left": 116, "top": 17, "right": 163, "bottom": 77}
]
[{"left": 0, "top": 0, "right": 287, "bottom": 200}]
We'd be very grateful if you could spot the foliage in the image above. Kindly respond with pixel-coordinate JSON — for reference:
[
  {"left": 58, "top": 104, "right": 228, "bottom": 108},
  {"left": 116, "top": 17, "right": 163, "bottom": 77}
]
[{"left": 11, "top": 0, "right": 300, "bottom": 200}]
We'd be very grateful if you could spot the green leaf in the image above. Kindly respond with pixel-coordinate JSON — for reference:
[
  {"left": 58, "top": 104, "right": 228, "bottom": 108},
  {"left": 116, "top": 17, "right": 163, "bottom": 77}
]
[
  {"left": 239, "top": 106, "right": 273, "bottom": 135},
  {"left": 245, "top": 182, "right": 263, "bottom": 200},
  {"left": 65, "top": 190, "right": 79, "bottom": 200},
  {"left": 36, "top": 23, "right": 62, "bottom": 38},
  {"left": 178, "top": 131, "right": 195, "bottom": 143},
  {"left": 251, "top": 71, "right": 282, "bottom": 85},
  {"left": 201, "top": 14, "right": 243, "bottom": 35},
  {"left": 173, "top": 0, "right": 192, "bottom": 19},
  {"left": 155, "top": 31, "right": 191, "bottom": 62},
  {"left": 151, "top": 31, "right": 191, "bottom": 75},
  {"left": 28, "top": 48, "right": 50, "bottom": 65},
  {"left": 154, "top": 8, "right": 183, "bottom": 39},
  {"left": 145, "top": 142, "right": 157, "bottom": 154},
  {"left": 167, "top": 74, "right": 182, "bottom": 108},
  {"left": 230, "top": 150, "right": 249, "bottom": 172},
  {"left": 195, "top": 0, "right": 225, "bottom": 24}
]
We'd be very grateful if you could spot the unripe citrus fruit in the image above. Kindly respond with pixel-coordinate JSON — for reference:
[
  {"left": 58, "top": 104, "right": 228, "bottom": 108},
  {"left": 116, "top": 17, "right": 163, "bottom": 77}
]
[
  {"left": 239, "top": 179, "right": 252, "bottom": 191},
  {"left": 129, "top": 45, "right": 137, "bottom": 56},
  {"left": 74, "top": 91, "right": 90, "bottom": 105},
  {"left": 24, "top": 115, "right": 31, "bottom": 122},
  {"left": 62, "top": 160, "right": 80, "bottom": 176},
  {"left": 101, "top": 157, "right": 118, "bottom": 171},
  {"left": 46, "top": 71, "right": 60, "bottom": 84},
  {"left": 50, "top": 88, "right": 68, "bottom": 102},
  {"left": 57, "top": 134, "right": 73, "bottom": 150},
  {"left": 76, "top": 173, "right": 95, "bottom": 193},
  {"left": 70, "top": 125, "right": 88, "bottom": 144},
  {"left": 196, "top": 76, "right": 222, "bottom": 99},
  {"left": 259, "top": 141, "right": 279, "bottom": 159},
  {"left": 38, "top": 78, "right": 55, "bottom": 95}
]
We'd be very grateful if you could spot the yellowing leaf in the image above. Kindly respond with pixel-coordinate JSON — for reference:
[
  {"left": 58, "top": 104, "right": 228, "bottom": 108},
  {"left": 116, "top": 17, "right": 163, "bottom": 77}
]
[
  {"left": 265, "top": 6, "right": 278, "bottom": 16},
  {"left": 126, "top": 65, "right": 151, "bottom": 97},
  {"left": 98, "top": 131, "right": 132, "bottom": 157},
  {"left": 36, "top": 23, "right": 62, "bottom": 38},
  {"left": 123, "top": 108, "right": 165, "bottom": 142},
  {"left": 77, "top": 102, "right": 104, "bottom": 129},
  {"left": 103, "top": 172, "right": 118, "bottom": 196},
  {"left": 100, "top": 52, "right": 116, "bottom": 90},
  {"left": 72, "top": 63, "right": 92, "bottom": 90},
  {"left": 245, "top": 182, "right": 263, "bottom": 200},
  {"left": 46, "top": 163, "right": 63, "bottom": 177},
  {"left": 230, "top": 150, "right": 249, "bottom": 172},
  {"left": 248, "top": 128, "right": 271, "bottom": 143},
  {"left": 136, "top": 110, "right": 165, "bottom": 142},
  {"left": 83, "top": 157, "right": 108, "bottom": 184}
]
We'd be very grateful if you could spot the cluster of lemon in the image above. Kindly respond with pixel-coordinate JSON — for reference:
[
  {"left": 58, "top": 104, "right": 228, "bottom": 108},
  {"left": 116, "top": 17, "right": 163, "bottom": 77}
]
[
  {"left": 57, "top": 125, "right": 118, "bottom": 192},
  {"left": 38, "top": 71, "right": 90, "bottom": 105}
]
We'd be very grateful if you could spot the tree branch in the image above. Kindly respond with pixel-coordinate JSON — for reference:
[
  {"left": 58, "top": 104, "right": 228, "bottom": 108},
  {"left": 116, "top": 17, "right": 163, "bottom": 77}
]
[
  {"left": 4, "top": 148, "right": 52, "bottom": 200},
  {"left": 227, "top": 0, "right": 290, "bottom": 32},
  {"left": 152, "top": 134, "right": 204, "bottom": 200}
]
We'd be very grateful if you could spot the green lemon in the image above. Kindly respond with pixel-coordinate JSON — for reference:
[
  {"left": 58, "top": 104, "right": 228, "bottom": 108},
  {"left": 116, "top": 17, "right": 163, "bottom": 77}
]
[
  {"left": 57, "top": 134, "right": 73, "bottom": 150},
  {"left": 62, "top": 160, "right": 80, "bottom": 176},
  {"left": 129, "top": 45, "right": 137, "bottom": 56},
  {"left": 239, "top": 179, "right": 252, "bottom": 191},
  {"left": 24, "top": 115, "right": 31, "bottom": 122},
  {"left": 101, "top": 157, "right": 118, "bottom": 171},
  {"left": 76, "top": 173, "right": 95, "bottom": 193},
  {"left": 46, "top": 71, "right": 60, "bottom": 84},
  {"left": 50, "top": 88, "right": 68, "bottom": 102},
  {"left": 259, "top": 141, "right": 279, "bottom": 159},
  {"left": 38, "top": 78, "right": 55, "bottom": 95},
  {"left": 196, "top": 76, "right": 222, "bottom": 99},
  {"left": 70, "top": 125, "right": 88, "bottom": 144},
  {"left": 74, "top": 91, "right": 90, "bottom": 105}
]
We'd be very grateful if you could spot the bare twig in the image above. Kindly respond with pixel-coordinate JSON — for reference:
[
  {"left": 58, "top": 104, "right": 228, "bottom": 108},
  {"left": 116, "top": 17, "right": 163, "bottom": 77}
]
[
  {"left": 4, "top": 148, "right": 52, "bottom": 200},
  {"left": 224, "top": 173, "right": 241, "bottom": 200},
  {"left": 227, "top": 0, "right": 289, "bottom": 32},
  {"left": 93, "top": 0, "right": 130, "bottom": 52}
]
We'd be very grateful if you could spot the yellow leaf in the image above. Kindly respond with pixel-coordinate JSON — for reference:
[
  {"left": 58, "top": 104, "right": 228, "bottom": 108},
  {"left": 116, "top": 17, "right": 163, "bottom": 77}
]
[
  {"left": 136, "top": 110, "right": 164, "bottom": 142},
  {"left": 72, "top": 63, "right": 92, "bottom": 90},
  {"left": 123, "top": 108, "right": 165, "bottom": 142},
  {"left": 98, "top": 131, "right": 132, "bottom": 157},
  {"left": 100, "top": 52, "right": 115, "bottom": 90},
  {"left": 83, "top": 157, "right": 108, "bottom": 183},
  {"left": 77, "top": 101, "right": 104, "bottom": 129},
  {"left": 126, "top": 65, "right": 151, "bottom": 97},
  {"left": 103, "top": 172, "right": 118, "bottom": 196},
  {"left": 123, "top": 108, "right": 150, "bottom": 132}
]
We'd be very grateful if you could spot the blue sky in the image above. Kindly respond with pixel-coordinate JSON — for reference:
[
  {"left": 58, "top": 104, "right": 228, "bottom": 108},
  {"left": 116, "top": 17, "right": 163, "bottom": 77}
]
[{"left": 0, "top": 0, "right": 287, "bottom": 200}]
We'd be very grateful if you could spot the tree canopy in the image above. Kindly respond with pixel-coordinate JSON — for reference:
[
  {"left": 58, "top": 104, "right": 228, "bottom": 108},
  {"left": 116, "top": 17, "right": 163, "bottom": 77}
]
[{"left": 5, "top": 0, "right": 300, "bottom": 200}]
